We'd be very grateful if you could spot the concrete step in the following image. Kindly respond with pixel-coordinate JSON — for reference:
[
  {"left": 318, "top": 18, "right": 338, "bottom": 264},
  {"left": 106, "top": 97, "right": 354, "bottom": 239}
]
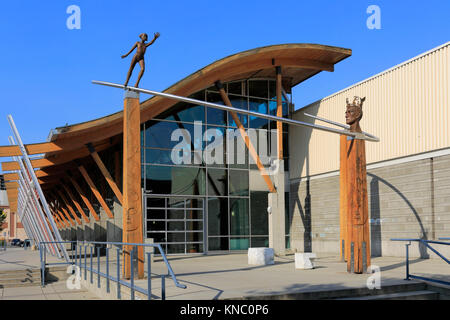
[
  {"left": 0, "top": 268, "right": 42, "bottom": 288},
  {"left": 338, "top": 290, "right": 439, "bottom": 300},
  {"left": 237, "top": 282, "right": 428, "bottom": 300}
]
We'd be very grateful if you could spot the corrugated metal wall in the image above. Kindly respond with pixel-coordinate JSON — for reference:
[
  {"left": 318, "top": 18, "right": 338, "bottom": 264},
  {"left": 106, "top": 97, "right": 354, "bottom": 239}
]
[{"left": 290, "top": 42, "right": 449, "bottom": 179}]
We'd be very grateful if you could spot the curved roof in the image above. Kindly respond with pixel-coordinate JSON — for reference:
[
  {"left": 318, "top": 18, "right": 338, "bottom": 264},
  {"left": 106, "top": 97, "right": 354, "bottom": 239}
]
[{"left": 48, "top": 43, "right": 351, "bottom": 152}]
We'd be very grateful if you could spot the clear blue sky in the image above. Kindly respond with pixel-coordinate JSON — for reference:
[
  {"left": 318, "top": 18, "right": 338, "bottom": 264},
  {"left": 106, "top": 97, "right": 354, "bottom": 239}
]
[{"left": 0, "top": 0, "right": 448, "bottom": 151}]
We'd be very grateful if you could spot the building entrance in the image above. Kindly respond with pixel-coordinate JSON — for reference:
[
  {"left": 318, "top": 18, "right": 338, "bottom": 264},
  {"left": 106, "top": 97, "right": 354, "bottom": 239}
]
[{"left": 144, "top": 195, "right": 205, "bottom": 254}]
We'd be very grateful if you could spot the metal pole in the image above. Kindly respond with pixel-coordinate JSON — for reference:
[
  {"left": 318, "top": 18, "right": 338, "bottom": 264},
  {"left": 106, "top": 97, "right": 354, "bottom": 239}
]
[
  {"left": 97, "top": 246, "right": 101, "bottom": 288},
  {"left": 130, "top": 247, "right": 135, "bottom": 300},
  {"left": 106, "top": 247, "right": 110, "bottom": 293},
  {"left": 303, "top": 112, "right": 379, "bottom": 141},
  {"left": 117, "top": 248, "right": 121, "bottom": 299},
  {"left": 147, "top": 252, "right": 152, "bottom": 300},
  {"left": 405, "top": 242, "right": 410, "bottom": 280},
  {"left": 91, "top": 80, "right": 379, "bottom": 142},
  {"left": 7, "top": 117, "right": 69, "bottom": 261}
]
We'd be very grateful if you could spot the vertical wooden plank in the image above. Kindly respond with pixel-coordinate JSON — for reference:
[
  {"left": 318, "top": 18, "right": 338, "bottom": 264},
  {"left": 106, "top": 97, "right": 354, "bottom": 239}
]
[
  {"left": 276, "top": 66, "right": 283, "bottom": 160},
  {"left": 122, "top": 91, "right": 144, "bottom": 279}
]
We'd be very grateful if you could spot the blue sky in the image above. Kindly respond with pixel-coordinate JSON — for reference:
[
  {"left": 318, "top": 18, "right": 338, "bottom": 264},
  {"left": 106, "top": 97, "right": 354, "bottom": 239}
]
[{"left": 0, "top": 0, "right": 448, "bottom": 150}]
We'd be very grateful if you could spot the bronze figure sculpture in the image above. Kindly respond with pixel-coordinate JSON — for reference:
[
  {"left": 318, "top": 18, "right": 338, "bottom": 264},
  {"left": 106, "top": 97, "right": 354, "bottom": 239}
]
[{"left": 122, "top": 32, "right": 160, "bottom": 88}]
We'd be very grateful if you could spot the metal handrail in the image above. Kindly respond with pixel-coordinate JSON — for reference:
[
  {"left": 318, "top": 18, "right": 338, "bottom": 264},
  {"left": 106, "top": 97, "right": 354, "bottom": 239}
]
[
  {"left": 39, "top": 240, "right": 187, "bottom": 300},
  {"left": 391, "top": 238, "right": 450, "bottom": 286}
]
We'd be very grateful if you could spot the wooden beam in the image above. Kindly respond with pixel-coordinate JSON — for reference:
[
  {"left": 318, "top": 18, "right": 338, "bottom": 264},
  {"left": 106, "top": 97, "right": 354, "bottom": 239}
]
[
  {"left": 87, "top": 144, "right": 123, "bottom": 204},
  {"left": 2, "top": 173, "right": 19, "bottom": 181},
  {"left": 56, "top": 189, "right": 82, "bottom": 225},
  {"left": 0, "top": 142, "right": 64, "bottom": 157},
  {"left": 48, "top": 191, "right": 75, "bottom": 227},
  {"left": 49, "top": 204, "right": 69, "bottom": 228},
  {"left": 61, "top": 181, "right": 90, "bottom": 223},
  {"left": 276, "top": 66, "right": 283, "bottom": 160},
  {"left": 339, "top": 135, "right": 348, "bottom": 261},
  {"left": 67, "top": 174, "right": 100, "bottom": 221},
  {"left": 216, "top": 82, "right": 276, "bottom": 193},
  {"left": 1, "top": 138, "right": 118, "bottom": 172},
  {"left": 78, "top": 165, "right": 113, "bottom": 219}
]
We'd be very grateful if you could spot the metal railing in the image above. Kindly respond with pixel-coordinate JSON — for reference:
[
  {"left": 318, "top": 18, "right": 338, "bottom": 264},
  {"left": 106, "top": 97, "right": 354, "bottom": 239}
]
[
  {"left": 39, "top": 241, "right": 187, "bottom": 300},
  {"left": 391, "top": 238, "right": 450, "bottom": 286}
]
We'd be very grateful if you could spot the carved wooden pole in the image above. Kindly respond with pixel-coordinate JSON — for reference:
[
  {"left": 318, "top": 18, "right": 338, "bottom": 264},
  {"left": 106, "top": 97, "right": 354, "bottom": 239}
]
[
  {"left": 122, "top": 90, "right": 144, "bottom": 279},
  {"left": 344, "top": 97, "right": 370, "bottom": 274},
  {"left": 339, "top": 134, "right": 348, "bottom": 261}
]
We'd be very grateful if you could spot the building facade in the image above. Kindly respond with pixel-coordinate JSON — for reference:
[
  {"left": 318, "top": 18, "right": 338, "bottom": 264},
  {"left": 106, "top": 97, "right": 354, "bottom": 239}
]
[{"left": 288, "top": 42, "right": 450, "bottom": 258}]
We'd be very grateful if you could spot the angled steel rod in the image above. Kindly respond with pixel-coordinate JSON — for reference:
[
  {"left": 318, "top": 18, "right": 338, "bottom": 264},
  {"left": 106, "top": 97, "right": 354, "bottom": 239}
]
[
  {"left": 303, "top": 112, "right": 379, "bottom": 141},
  {"left": 92, "top": 80, "right": 379, "bottom": 142}
]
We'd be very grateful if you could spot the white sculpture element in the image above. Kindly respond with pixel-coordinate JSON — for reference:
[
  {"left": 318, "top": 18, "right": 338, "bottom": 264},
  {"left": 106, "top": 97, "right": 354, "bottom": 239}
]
[
  {"left": 295, "top": 253, "right": 317, "bottom": 269},
  {"left": 248, "top": 248, "right": 275, "bottom": 265}
]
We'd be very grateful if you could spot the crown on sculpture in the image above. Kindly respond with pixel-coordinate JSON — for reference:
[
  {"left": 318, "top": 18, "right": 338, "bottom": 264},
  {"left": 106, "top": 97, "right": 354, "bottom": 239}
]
[{"left": 346, "top": 96, "right": 366, "bottom": 109}]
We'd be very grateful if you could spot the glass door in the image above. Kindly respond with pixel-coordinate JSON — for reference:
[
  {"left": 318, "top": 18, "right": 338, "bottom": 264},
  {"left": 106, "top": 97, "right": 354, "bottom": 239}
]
[{"left": 144, "top": 195, "right": 204, "bottom": 254}]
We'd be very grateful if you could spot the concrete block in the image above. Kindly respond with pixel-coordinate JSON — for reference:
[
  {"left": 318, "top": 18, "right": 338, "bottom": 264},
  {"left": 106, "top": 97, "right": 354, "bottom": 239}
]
[
  {"left": 295, "top": 253, "right": 317, "bottom": 269},
  {"left": 248, "top": 248, "right": 274, "bottom": 265}
]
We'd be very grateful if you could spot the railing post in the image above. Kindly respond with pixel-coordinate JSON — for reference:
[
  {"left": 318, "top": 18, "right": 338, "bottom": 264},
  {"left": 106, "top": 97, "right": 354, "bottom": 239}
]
[
  {"left": 40, "top": 243, "right": 45, "bottom": 287},
  {"left": 97, "top": 246, "right": 101, "bottom": 288},
  {"left": 161, "top": 275, "right": 166, "bottom": 300},
  {"left": 90, "top": 246, "right": 93, "bottom": 284},
  {"left": 84, "top": 245, "right": 87, "bottom": 280},
  {"left": 405, "top": 242, "right": 411, "bottom": 280},
  {"left": 117, "top": 247, "right": 121, "bottom": 299},
  {"left": 106, "top": 247, "right": 110, "bottom": 293},
  {"left": 147, "top": 252, "right": 151, "bottom": 300},
  {"left": 130, "top": 246, "right": 135, "bottom": 300}
]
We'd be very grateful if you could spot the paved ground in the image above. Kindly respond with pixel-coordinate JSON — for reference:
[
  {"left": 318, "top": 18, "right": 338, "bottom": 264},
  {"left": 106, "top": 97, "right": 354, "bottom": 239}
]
[{"left": 1, "top": 246, "right": 449, "bottom": 300}]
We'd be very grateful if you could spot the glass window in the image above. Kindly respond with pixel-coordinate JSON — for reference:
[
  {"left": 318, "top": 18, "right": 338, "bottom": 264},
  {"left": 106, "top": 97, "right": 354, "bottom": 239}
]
[
  {"left": 145, "top": 121, "right": 204, "bottom": 151},
  {"left": 167, "top": 232, "right": 185, "bottom": 243},
  {"left": 208, "top": 237, "right": 229, "bottom": 251},
  {"left": 249, "top": 98, "right": 268, "bottom": 129},
  {"left": 205, "top": 126, "right": 226, "bottom": 167},
  {"left": 155, "top": 102, "right": 205, "bottom": 123},
  {"left": 227, "top": 81, "right": 244, "bottom": 95},
  {"left": 147, "top": 209, "right": 165, "bottom": 220},
  {"left": 251, "top": 237, "right": 269, "bottom": 248},
  {"left": 167, "top": 209, "right": 184, "bottom": 220},
  {"left": 249, "top": 80, "right": 268, "bottom": 98},
  {"left": 147, "top": 220, "right": 165, "bottom": 232},
  {"left": 167, "top": 244, "right": 185, "bottom": 254},
  {"left": 230, "top": 237, "right": 249, "bottom": 250},
  {"left": 250, "top": 191, "right": 268, "bottom": 235},
  {"left": 207, "top": 197, "right": 228, "bottom": 236},
  {"left": 228, "top": 97, "right": 248, "bottom": 128},
  {"left": 230, "top": 198, "right": 249, "bottom": 236},
  {"left": 145, "top": 165, "right": 206, "bottom": 195},
  {"left": 229, "top": 170, "right": 249, "bottom": 196},
  {"left": 206, "top": 92, "right": 227, "bottom": 126},
  {"left": 207, "top": 168, "right": 228, "bottom": 196}
]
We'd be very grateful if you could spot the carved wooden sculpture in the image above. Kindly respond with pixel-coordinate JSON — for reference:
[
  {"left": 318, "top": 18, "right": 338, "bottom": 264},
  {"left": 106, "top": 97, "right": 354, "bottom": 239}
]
[{"left": 341, "top": 96, "right": 371, "bottom": 273}]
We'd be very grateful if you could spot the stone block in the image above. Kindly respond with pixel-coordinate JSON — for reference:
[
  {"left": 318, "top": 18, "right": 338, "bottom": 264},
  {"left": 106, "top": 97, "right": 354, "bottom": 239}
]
[
  {"left": 295, "top": 253, "right": 317, "bottom": 269},
  {"left": 248, "top": 248, "right": 274, "bottom": 265}
]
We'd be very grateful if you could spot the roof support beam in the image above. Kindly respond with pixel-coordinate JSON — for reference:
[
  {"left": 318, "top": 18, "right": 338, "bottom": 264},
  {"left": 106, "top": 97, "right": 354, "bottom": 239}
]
[
  {"left": 61, "top": 180, "right": 90, "bottom": 223},
  {"left": 48, "top": 191, "right": 75, "bottom": 227},
  {"left": 56, "top": 189, "right": 82, "bottom": 225},
  {"left": 67, "top": 173, "right": 100, "bottom": 221},
  {"left": 78, "top": 164, "right": 113, "bottom": 219},
  {"left": 86, "top": 143, "right": 123, "bottom": 204},
  {"left": 216, "top": 81, "right": 277, "bottom": 193}
]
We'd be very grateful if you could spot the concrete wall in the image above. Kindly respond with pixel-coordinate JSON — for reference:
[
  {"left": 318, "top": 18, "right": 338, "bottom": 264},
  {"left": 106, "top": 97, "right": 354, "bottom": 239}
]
[{"left": 289, "top": 152, "right": 450, "bottom": 259}]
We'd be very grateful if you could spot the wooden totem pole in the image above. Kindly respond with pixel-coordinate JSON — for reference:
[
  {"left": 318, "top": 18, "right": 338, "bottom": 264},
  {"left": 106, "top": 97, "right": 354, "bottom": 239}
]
[{"left": 340, "top": 96, "right": 370, "bottom": 274}]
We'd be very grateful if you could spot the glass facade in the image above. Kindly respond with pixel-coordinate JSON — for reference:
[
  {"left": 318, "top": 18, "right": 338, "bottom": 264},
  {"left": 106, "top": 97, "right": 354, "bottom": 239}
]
[{"left": 142, "top": 79, "right": 290, "bottom": 254}]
